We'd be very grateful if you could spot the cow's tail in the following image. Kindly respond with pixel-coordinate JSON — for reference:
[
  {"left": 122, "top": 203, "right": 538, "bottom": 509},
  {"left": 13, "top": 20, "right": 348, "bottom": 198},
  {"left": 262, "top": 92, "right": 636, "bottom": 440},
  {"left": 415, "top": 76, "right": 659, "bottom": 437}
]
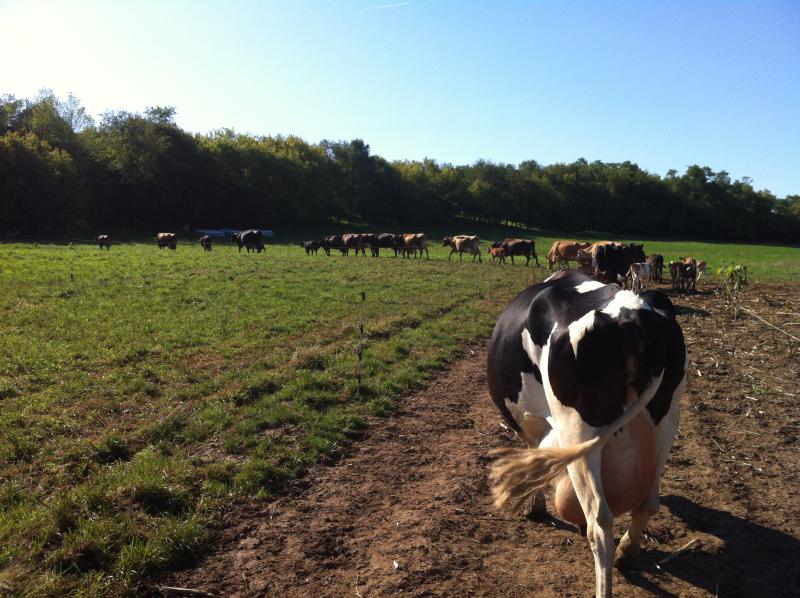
[{"left": 490, "top": 372, "right": 663, "bottom": 513}]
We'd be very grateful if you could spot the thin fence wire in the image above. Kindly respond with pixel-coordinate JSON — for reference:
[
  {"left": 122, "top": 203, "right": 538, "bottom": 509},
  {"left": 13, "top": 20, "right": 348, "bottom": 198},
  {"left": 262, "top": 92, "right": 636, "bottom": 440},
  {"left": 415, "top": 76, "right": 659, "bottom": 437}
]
[{"left": 737, "top": 305, "right": 800, "bottom": 343}]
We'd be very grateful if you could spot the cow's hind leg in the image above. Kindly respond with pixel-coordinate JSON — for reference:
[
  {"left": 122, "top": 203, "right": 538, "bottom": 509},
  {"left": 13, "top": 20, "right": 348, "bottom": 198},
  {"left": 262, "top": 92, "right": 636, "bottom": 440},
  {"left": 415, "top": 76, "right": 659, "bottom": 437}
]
[
  {"left": 617, "top": 377, "right": 683, "bottom": 569},
  {"left": 517, "top": 416, "right": 551, "bottom": 519},
  {"left": 569, "top": 452, "right": 615, "bottom": 598},
  {"left": 615, "top": 493, "right": 659, "bottom": 569}
]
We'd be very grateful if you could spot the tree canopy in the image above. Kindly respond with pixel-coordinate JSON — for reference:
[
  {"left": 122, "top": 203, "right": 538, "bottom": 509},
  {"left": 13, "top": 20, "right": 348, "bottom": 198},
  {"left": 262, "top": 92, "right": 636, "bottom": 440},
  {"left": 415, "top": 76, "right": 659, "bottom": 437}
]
[{"left": 1, "top": 91, "right": 798, "bottom": 242}]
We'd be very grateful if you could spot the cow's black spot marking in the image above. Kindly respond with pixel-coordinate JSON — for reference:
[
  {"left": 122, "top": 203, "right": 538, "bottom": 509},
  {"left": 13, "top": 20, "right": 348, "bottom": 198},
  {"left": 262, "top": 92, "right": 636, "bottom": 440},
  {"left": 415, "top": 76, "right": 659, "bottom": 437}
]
[
  {"left": 531, "top": 363, "right": 542, "bottom": 385},
  {"left": 487, "top": 270, "right": 685, "bottom": 430}
]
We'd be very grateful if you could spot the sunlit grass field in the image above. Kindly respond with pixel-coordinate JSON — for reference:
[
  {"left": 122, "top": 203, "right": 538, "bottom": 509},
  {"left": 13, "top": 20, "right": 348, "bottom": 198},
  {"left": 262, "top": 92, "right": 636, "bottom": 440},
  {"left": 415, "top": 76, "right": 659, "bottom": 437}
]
[{"left": 0, "top": 232, "right": 796, "bottom": 595}]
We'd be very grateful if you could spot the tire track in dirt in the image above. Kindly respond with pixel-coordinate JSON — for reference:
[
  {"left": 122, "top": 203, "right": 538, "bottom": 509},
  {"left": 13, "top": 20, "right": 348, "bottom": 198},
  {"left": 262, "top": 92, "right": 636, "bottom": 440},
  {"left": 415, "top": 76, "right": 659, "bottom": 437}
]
[{"left": 162, "top": 287, "right": 800, "bottom": 597}]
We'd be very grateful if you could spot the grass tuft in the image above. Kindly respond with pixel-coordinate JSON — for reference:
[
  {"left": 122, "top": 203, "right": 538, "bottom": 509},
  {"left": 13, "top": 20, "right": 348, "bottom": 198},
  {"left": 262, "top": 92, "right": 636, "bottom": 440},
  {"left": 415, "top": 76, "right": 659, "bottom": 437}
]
[{"left": 92, "top": 434, "right": 131, "bottom": 464}]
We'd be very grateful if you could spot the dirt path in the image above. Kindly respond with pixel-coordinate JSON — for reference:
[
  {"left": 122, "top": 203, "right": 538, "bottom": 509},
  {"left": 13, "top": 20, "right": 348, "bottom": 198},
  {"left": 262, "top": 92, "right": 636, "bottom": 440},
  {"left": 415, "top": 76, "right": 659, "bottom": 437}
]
[{"left": 163, "top": 286, "right": 800, "bottom": 597}]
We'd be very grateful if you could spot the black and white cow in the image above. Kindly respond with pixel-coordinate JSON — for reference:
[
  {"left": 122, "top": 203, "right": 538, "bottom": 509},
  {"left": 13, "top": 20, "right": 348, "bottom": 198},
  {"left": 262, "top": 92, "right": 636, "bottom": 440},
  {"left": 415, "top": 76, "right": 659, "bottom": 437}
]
[{"left": 487, "top": 270, "right": 687, "bottom": 597}]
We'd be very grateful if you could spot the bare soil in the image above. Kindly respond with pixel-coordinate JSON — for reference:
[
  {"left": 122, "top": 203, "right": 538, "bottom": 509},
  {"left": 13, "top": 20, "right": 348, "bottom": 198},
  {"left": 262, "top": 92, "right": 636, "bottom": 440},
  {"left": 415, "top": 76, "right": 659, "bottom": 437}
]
[{"left": 160, "top": 283, "right": 800, "bottom": 597}]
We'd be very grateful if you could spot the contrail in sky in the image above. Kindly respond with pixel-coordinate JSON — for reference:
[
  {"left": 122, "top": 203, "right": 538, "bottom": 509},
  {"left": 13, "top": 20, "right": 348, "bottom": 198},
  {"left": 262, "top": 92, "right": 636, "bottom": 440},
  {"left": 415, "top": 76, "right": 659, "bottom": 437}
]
[{"left": 365, "top": 2, "right": 409, "bottom": 10}]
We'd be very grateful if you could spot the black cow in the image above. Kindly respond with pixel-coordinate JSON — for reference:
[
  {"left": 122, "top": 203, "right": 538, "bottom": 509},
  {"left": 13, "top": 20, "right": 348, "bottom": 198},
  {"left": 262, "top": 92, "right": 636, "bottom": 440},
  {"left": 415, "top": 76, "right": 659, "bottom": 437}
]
[
  {"left": 320, "top": 235, "right": 347, "bottom": 256},
  {"left": 487, "top": 270, "right": 687, "bottom": 597},
  {"left": 199, "top": 235, "right": 212, "bottom": 251},
  {"left": 498, "top": 238, "right": 540, "bottom": 266},
  {"left": 628, "top": 243, "right": 646, "bottom": 263},
  {"left": 96, "top": 234, "right": 111, "bottom": 250},
  {"left": 592, "top": 244, "right": 632, "bottom": 285},
  {"left": 234, "top": 230, "right": 265, "bottom": 253},
  {"left": 373, "top": 233, "right": 400, "bottom": 257},
  {"left": 301, "top": 240, "right": 320, "bottom": 255}
]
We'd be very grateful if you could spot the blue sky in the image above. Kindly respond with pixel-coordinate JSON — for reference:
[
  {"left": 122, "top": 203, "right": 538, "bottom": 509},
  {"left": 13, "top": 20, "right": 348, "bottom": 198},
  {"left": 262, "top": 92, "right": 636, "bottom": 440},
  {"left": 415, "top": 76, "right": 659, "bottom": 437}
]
[{"left": 1, "top": 0, "right": 798, "bottom": 197}]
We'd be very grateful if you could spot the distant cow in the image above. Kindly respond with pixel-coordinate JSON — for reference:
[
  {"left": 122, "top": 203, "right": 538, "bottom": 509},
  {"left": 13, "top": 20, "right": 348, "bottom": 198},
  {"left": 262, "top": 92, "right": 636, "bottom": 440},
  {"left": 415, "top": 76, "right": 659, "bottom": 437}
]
[
  {"left": 372, "top": 233, "right": 397, "bottom": 257},
  {"left": 96, "top": 235, "right": 111, "bottom": 250},
  {"left": 592, "top": 244, "right": 631, "bottom": 284},
  {"left": 372, "top": 233, "right": 399, "bottom": 257},
  {"left": 669, "top": 261, "right": 695, "bottom": 293},
  {"left": 695, "top": 259, "right": 707, "bottom": 283},
  {"left": 593, "top": 243, "right": 645, "bottom": 286},
  {"left": 546, "top": 240, "right": 590, "bottom": 269},
  {"left": 681, "top": 257, "right": 706, "bottom": 284},
  {"left": 320, "top": 235, "right": 344, "bottom": 256},
  {"left": 669, "top": 261, "right": 682, "bottom": 291},
  {"left": 401, "top": 233, "right": 429, "bottom": 259},
  {"left": 199, "top": 235, "right": 212, "bottom": 251},
  {"left": 575, "top": 249, "right": 593, "bottom": 274},
  {"left": 234, "top": 230, "right": 265, "bottom": 253},
  {"left": 684, "top": 262, "right": 697, "bottom": 292},
  {"left": 628, "top": 243, "right": 646, "bottom": 264},
  {"left": 498, "top": 238, "right": 539, "bottom": 266},
  {"left": 157, "top": 233, "right": 177, "bottom": 250},
  {"left": 487, "top": 269, "right": 687, "bottom": 598},
  {"left": 359, "top": 233, "right": 380, "bottom": 257},
  {"left": 488, "top": 245, "right": 508, "bottom": 264},
  {"left": 301, "top": 240, "right": 320, "bottom": 255},
  {"left": 342, "top": 233, "right": 370, "bottom": 257},
  {"left": 443, "top": 235, "right": 482, "bottom": 262},
  {"left": 628, "top": 262, "right": 651, "bottom": 293},
  {"left": 647, "top": 254, "right": 664, "bottom": 282}
]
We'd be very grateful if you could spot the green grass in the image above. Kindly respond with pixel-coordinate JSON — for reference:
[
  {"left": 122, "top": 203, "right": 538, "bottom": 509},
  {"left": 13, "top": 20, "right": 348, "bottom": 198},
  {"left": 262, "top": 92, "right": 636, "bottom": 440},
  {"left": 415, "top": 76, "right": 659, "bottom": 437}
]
[{"left": 0, "top": 231, "right": 796, "bottom": 595}]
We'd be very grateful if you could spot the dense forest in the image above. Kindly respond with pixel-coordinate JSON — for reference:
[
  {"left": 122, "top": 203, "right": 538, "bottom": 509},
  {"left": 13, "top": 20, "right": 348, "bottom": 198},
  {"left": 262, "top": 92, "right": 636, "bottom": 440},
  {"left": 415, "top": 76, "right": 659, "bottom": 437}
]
[{"left": 1, "top": 90, "right": 799, "bottom": 242}]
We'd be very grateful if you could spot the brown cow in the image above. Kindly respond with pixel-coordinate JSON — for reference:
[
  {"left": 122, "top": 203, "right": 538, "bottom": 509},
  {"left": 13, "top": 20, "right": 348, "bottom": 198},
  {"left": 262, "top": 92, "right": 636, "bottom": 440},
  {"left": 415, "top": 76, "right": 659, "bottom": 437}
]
[
  {"left": 546, "top": 240, "right": 590, "bottom": 269},
  {"left": 488, "top": 245, "right": 508, "bottom": 264},
  {"left": 199, "top": 235, "right": 212, "bottom": 251},
  {"left": 157, "top": 232, "right": 177, "bottom": 250},
  {"left": 499, "top": 238, "right": 539, "bottom": 266},
  {"left": 587, "top": 241, "right": 621, "bottom": 256},
  {"left": 342, "top": 233, "right": 369, "bottom": 257},
  {"left": 443, "top": 235, "right": 481, "bottom": 262},
  {"left": 647, "top": 254, "right": 664, "bottom": 282},
  {"left": 96, "top": 234, "right": 111, "bottom": 250},
  {"left": 670, "top": 261, "right": 696, "bottom": 293},
  {"left": 574, "top": 249, "right": 593, "bottom": 274},
  {"left": 401, "top": 233, "right": 429, "bottom": 259}
]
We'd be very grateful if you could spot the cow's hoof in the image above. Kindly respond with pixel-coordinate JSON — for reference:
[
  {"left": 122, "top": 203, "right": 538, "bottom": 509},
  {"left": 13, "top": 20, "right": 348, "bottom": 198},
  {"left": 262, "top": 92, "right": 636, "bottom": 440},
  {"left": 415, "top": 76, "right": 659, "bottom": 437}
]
[
  {"left": 524, "top": 494, "right": 549, "bottom": 522},
  {"left": 614, "top": 536, "right": 641, "bottom": 570},
  {"left": 614, "top": 554, "right": 642, "bottom": 571},
  {"left": 525, "top": 506, "right": 549, "bottom": 522}
]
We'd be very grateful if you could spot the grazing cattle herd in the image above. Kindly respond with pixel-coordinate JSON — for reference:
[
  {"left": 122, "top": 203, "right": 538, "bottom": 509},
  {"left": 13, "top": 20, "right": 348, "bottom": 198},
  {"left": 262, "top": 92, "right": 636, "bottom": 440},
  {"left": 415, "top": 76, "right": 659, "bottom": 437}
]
[{"left": 94, "top": 230, "right": 709, "bottom": 296}]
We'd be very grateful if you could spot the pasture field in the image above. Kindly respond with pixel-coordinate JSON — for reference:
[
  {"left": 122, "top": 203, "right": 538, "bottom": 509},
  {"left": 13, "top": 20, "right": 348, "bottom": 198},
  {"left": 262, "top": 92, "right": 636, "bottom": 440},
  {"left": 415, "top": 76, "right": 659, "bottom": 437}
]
[
  {"left": 0, "top": 232, "right": 797, "bottom": 596},
  {"left": 0, "top": 238, "right": 532, "bottom": 596}
]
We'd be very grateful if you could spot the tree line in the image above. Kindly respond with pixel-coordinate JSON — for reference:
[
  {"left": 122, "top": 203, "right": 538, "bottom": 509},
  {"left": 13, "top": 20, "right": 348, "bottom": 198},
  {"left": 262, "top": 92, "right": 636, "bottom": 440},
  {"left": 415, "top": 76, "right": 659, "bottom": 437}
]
[{"left": 2, "top": 90, "right": 798, "bottom": 242}]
